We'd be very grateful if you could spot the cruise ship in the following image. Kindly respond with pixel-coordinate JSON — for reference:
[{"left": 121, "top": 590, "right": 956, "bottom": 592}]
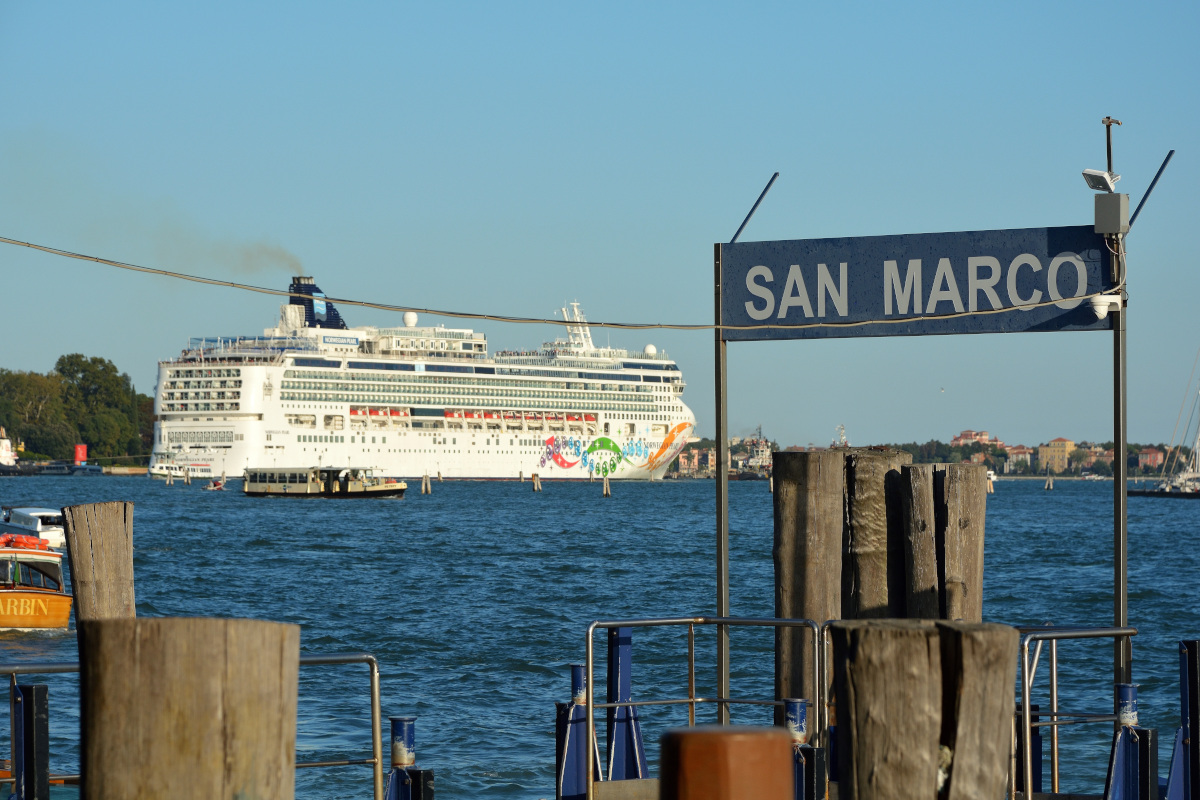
[{"left": 149, "top": 278, "right": 695, "bottom": 481}]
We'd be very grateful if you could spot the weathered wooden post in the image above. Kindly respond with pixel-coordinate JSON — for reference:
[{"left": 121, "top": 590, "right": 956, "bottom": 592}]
[
  {"left": 936, "top": 621, "right": 1017, "bottom": 800},
  {"left": 829, "top": 619, "right": 1016, "bottom": 800},
  {"left": 842, "top": 449, "right": 912, "bottom": 619},
  {"left": 62, "top": 502, "right": 136, "bottom": 621},
  {"left": 79, "top": 617, "right": 300, "bottom": 800},
  {"left": 831, "top": 620, "right": 942, "bottom": 800},
  {"left": 935, "top": 464, "right": 986, "bottom": 622},
  {"left": 898, "top": 464, "right": 939, "bottom": 619},
  {"left": 772, "top": 450, "right": 844, "bottom": 721}
]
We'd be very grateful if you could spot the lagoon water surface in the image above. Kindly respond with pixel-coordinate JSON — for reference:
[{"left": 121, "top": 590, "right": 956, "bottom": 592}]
[{"left": 1, "top": 476, "right": 1196, "bottom": 797}]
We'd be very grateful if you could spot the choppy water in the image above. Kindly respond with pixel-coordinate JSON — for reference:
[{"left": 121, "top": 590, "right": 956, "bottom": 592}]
[{"left": 1, "top": 476, "right": 1196, "bottom": 797}]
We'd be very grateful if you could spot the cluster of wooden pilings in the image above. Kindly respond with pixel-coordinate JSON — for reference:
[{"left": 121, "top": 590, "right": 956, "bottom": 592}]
[
  {"left": 770, "top": 449, "right": 1012, "bottom": 799},
  {"left": 57, "top": 502, "right": 302, "bottom": 798}
]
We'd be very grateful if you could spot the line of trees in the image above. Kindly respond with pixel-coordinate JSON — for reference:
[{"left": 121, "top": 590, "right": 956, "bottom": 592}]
[{"left": 0, "top": 355, "right": 152, "bottom": 462}]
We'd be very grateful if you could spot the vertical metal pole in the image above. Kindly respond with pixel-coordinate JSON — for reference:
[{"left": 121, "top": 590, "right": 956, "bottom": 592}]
[
  {"left": 8, "top": 673, "right": 15, "bottom": 795},
  {"left": 1050, "top": 640, "right": 1060, "bottom": 793},
  {"left": 1114, "top": 235, "right": 1130, "bottom": 692},
  {"left": 586, "top": 631, "right": 595, "bottom": 800},
  {"left": 714, "top": 242, "right": 731, "bottom": 724},
  {"left": 688, "top": 623, "right": 696, "bottom": 726},
  {"left": 715, "top": 172, "right": 777, "bottom": 726},
  {"left": 371, "top": 660, "right": 384, "bottom": 800},
  {"left": 1021, "top": 639, "right": 1034, "bottom": 797}
]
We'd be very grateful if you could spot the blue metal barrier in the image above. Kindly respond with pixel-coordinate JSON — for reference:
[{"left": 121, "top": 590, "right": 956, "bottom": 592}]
[
  {"left": 10, "top": 684, "right": 49, "bottom": 800},
  {"left": 1164, "top": 640, "right": 1199, "bottom": 800},
  {"left": 556, "top": 664, "right": 599, "bottom": 800},
  {"left": 1103, "top": 724, "right": 1158, "bottom": 800},
  {"left": 605, "top": 627, "right": 647, "bottom": 780}
]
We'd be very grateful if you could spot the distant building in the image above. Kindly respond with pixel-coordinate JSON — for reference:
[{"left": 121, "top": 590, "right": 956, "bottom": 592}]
[
  {"left": 1038, "top": 438, "right": 1074, "bottom": 474},
  {"left": 1004, "top": 445, "right": 1034, "bottom": 473},
  {"left": 950, "top": 429, "right": 1006, "bottom": 449},
  {"left": 677, "top": 449, "right": 701, "bottom": 475},
  {"left": 1139, "top": 448, "right": 1164, "bottom": 470}
]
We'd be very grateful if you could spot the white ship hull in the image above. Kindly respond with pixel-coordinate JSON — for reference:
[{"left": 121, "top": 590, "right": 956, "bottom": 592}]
[{"left": 149, "top": 280, "right": 695, "bottom": 482}]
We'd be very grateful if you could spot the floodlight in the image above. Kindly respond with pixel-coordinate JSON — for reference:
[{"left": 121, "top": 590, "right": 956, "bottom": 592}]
[{"left": 1083, "top": 169, "right": 1120, "bottom": 192}]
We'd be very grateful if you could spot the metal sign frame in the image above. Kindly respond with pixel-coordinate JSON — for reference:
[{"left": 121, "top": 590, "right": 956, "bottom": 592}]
[{"left": 709, "top": 142, "right": 1175, "bottom": 719}]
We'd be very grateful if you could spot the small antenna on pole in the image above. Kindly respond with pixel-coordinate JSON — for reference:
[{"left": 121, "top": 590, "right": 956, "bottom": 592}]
[{"left": 1102, "top": 116, "right": 1123, "bottom": 177}]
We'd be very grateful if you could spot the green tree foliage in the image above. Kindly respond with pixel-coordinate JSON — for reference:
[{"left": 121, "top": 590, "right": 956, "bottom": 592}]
[{"left": 0, "top": 355, "right": 151, "bottom": 461}]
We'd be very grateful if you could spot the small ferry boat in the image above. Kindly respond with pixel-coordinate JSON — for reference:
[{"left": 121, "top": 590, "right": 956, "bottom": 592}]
[
  {"left": 1, "top": 507, "right": 66, "bottom": 549},
  {"left": 243, "top": 467, "right": 407, "bottom": 498},
  {"left": 0, "top": 534, "right": 72, "bottom": 630}
]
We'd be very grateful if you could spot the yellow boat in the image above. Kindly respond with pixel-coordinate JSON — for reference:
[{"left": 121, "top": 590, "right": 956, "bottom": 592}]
[{"left": 0, "top": 534, "right": 72, "bottom": 630}]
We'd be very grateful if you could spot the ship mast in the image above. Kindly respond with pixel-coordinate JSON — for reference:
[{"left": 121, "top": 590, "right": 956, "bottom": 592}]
[{"left": 561, "top": 302, "right": 595, "bottom": 351}]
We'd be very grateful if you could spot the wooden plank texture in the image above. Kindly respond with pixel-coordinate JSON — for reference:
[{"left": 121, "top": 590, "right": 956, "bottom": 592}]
[
  {"left": 80, "top": 617, "right": 300, "bottom": 800},
  {"left": 773, "top": 450, "right": 844, "bottom": 722},
  {"left": 62, "top": 502, "right": 136, "bottom": 621},
  {"left": 935, "top": 465, "right": 987, "bottom": 622},
  {"left": 937, "top": 621, "right": 1018, "bottom": 800},
  {"left": 831, "top": 620, "right": 941, "bottom": 800},
  {"left": 842, "top": 449, "right": 912, "bottom": 619},
  {"left": 899, "top": 464, "right": 939, "bottom": 619}
]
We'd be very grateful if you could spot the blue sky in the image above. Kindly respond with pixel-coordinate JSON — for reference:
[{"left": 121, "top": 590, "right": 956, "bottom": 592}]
[{"left": 2, "top": 2, "right": 1196, "bottom": 447}]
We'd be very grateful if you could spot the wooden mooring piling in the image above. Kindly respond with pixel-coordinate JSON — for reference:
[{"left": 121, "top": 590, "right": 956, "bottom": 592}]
[
  {"left": 79, "top": 617, "right": 300, "bottom": 799},
  {"left": 830, "top": 619, "right": 1016, "bottom": 800},
  {"left": 773, "top": 450, "right": 989, "bottom": 722},
  {"left": 62, "top": 502, "right": 137, "bottom": 621}
]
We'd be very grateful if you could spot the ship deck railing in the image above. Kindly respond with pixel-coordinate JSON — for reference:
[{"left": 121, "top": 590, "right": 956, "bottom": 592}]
[
  {"left": 184, "top": 336, "right": 324, "bottom": 356},
  {"left": 2, "top": 651, "right": 387, "bottom": 800}
]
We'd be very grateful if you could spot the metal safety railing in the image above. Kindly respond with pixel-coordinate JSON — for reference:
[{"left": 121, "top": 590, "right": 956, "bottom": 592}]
[
  {"left": 1014, "top": 625, "right": 1138, "bottom": 797},
  {"left": 2, "top": 652, "right": 386, "bottom": 800},
  {"left": 583, "top": 615, "right": 821, "bottom": 800}
]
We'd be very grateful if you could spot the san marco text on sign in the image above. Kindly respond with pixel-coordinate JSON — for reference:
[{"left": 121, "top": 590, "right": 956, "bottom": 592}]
[{"left": 718, "top": 225, "right": 1114, "bottom": 340}]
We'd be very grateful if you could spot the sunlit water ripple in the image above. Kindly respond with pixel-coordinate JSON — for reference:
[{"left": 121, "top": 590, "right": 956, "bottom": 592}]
[{"left": 1, "top": 476, "right": 1195, "bottom": 797}]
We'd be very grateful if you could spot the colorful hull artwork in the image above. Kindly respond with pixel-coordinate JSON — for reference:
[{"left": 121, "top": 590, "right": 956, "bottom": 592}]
[{"left": 535, "top": 423, "right": 694, "bottom": 479}]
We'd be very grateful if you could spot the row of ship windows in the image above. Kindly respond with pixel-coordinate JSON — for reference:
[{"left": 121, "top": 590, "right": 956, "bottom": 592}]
[
  {"left": 279, "top": 392, "right": 656, "bottom": 413},
  {"left": 168, "top": 368, "right": 243, "bottom": 378},
  {"left": 162, "top": 403, "right": 240, "bottom": 412},
  {"left": 280, "top": 383, "right": 655, "bottom": 403},
  {"left": 283, "top": 370, "right": 679, "bottom": 390},
  {"left": 281, "top": 377, "right": 659, "bottom": 395},
  {"left": 163, "top": 392, "right": 242, "bottom": 401},
  {"left": 164, "top": 430, "right": 244, "bottom": 443},
  {"left": 164, "top": 380, "right": 243, "bottom": 390}
]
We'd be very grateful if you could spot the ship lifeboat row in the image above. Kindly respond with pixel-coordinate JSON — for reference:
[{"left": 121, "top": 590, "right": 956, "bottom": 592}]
[{"left": 350, "top": 407, "right": 412, "bottom": 418}]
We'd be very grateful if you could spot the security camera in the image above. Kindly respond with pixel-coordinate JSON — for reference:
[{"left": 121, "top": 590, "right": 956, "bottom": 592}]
[
  {"left": 1083, "top": 169, "right": 1120, "bottom": 192},
  {"left": 1090, "top": 293, "right": 1123, "bottom": 320}
]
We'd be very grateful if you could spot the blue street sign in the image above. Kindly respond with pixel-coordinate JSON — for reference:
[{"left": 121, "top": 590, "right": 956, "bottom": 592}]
[{"left": 719, "top": 225, "right": 1114, "bottom": 340}]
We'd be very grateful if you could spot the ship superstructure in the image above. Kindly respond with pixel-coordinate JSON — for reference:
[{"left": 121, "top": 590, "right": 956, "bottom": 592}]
[{"left": 149, "top": 278, "right": 695, "bottom": 480}]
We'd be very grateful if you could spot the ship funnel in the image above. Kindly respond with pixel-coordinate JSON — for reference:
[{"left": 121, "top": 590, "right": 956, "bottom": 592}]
[{"left": 288, "top": 277, "right": 348, "bottom": 329}]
